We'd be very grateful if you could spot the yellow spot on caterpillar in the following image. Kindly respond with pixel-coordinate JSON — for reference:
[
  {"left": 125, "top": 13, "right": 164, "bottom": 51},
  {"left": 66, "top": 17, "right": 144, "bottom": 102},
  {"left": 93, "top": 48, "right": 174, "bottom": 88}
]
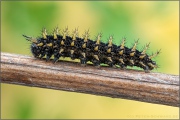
[
  {"left": 71, "top": 41, "right": 75, "bottom": 46},
  {"left": 82, "top": 43, "right": 86, "bottom": 48},
  {"left": 37, "top": 42, "right": 43, "bottom": 46},
  {"left": 53, "top": 45, "right": 57, "bottom": 48},
  {"left": 94, "top": 46, "right": 98, "bottom": 51},
  {"left": 119, "top": 58, "right": 124, "bottom": 64},
  {"left": 70, "top": 50, "right": 74, "bottom": 54},
  {"left": 47, "top": 43, "right": 52, "bottom": 47},
  {"left": 59, "top": 48, "right": 64, "bottom": 53},
  {"left": 119, "top": 50, "right": 123, "bottom": 55},
  {"left": 129, "top": 59, "right": 134, "bottom": 65},
  {"left": 130, "top": 52, "right": 135, "bottom": 56},
  {"left": 148, "top": 62, "right": 156, "bottom": 68},
  {"left": 93, "top": 55, "right": 99, "bottom": 60},
  {"left": 61, "top": 40, "right": 64, "bottom": 45},
  {"left": 107, "top": 48, "right": 111, "bottom": 53},
  {"left": 81, "top": 52, "right": 86, "bottom": 58},
  {"left": 139, "top": 61, "right": 145, "bottom": 67},
  {"left": 139, "top": 54, "right": 146, "bottom": 59},
  {"left": 107, "top": 57, "right": 112, "bottom": 62}
]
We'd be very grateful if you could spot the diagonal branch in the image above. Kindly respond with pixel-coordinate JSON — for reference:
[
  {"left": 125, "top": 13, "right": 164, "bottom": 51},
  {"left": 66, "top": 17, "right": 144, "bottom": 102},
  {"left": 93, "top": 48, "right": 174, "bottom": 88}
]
[{"left": 1, "top": 52, "right": 179, "bottom": 107}]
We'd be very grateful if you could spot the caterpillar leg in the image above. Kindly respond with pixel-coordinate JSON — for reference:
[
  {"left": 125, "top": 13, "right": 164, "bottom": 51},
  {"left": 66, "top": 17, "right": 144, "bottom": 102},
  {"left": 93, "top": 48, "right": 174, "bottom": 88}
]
[
  {"left": 53, "top": 57, "right": 59, "bottom": 63},
  {"left": 45, "top": 47, "right": 53, "bottom": 61},
  {"left": 92, "top": 54, "right": 100, "bottom": 68},
  {"left": 138, "top": 61, "right": 151, "bottom": 73},
  {"left": 144, "top": 66, "right": 150, "bottom": 73},
  {"left": 80, "top": 52, "right": 87, "bottom": 66},
  {"left": 40, "top": 52, "right": 45, "bottom": 59},
  {"left": 93, "top": 60, "right": 100, "bottom": 68},
  {"left": 53, "top": 52, "right": 64, "bottom": 63},
  {"left": 93, "top": 60, "right": 100, "bottom": 69},
  {"left": 80, "top": 59, "right": 87, "bottom": 66},
  {"left": 106, "top": 57, "right": 116, "bottom": 68},
  {"left": 120, "top": 64, "right": 127, "bottom": 70},
  {"left": 70, "top": 50, "right": 76, "bottom": 60},
  {"left": 117, "top": 58, "right": 127, "bottom": 69},
  {"left": 53, "top": 53, "right": 62, "bottom": 63},
  {"left": 46, "top": 54, "right": 52, "bottom": 61}
]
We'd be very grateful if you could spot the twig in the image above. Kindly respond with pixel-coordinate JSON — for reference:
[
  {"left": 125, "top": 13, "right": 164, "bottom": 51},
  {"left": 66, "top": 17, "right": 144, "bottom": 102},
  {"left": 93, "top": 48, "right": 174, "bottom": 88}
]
[{"left": 1, "top": 52, "right": 179, "bottom": 107}]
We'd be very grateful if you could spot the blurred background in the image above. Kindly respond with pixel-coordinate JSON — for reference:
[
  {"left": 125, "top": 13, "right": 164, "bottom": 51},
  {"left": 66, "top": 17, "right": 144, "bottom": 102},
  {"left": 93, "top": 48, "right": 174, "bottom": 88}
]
[{"left": 1, "top": 1, "right": 179, "bottom": 119}]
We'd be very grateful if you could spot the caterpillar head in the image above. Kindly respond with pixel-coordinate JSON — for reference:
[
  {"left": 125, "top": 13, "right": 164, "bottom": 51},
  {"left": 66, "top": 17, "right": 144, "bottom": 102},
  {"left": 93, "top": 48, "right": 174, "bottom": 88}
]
[{"left": 31, "top": 43, "right": 40, "bottom": 58}]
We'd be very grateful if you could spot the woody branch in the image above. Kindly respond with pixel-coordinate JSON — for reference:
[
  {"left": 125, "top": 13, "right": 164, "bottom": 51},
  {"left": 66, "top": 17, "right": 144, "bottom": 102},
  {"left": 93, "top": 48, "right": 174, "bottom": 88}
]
[{"left": 1, "top": 52, "right": 179, "bottom": 107}]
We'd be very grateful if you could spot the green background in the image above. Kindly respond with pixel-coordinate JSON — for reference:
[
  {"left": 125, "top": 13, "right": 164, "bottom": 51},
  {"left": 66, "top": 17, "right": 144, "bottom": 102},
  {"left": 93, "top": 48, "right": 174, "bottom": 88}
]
[{"left": 1, "top": 1, "right": 179, "bottom": 119}]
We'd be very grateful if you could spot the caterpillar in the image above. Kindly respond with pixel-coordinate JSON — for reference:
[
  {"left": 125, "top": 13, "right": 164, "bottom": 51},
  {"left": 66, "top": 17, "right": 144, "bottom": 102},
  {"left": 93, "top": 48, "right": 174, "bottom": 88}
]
[{"left": 23, "top": 27, "right": 160, "bottom": 73}]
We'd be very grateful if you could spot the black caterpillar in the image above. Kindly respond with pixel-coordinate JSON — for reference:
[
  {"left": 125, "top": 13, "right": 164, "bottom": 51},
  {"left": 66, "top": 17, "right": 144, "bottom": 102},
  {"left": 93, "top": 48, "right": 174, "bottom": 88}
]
[{"left": 23, "top": 27, "right": 160, "bottom": 73}]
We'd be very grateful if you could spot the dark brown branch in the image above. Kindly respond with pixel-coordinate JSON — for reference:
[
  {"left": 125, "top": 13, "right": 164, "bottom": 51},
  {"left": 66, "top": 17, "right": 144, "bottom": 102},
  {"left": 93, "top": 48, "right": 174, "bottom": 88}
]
[{"left": 1, "top": 52, "right": 179, "bottom": 107}]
